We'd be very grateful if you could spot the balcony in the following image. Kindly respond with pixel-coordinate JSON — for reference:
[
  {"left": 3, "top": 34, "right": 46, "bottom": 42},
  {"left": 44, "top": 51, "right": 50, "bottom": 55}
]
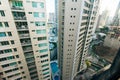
[
  {"left": 17, "top": 25, "right": 28, "bottom": 31},
  {"left": 26, "top": 59, "right": 35, "bottom": 63},
  {"left": 23, "top": 46, "right": 33, "bottom": 52},
  {"left": 24, "top": 52, "right": 34, "bottom": 58},
  {"left": 11, "top": 6, "right": 24, "bottom": 10},
  {"left": 19, "top": 34, "right": 30, "bottom": 39},
  {"left": 14, "top": 16, "right": 26, "bottom": 20},
  {"left": 12, "top": 12, "right": 26, "bottom": 20},
  {"left": 9, "top": 1, "right": 24, "bottom": 10},
  {"left": 21, "top": 41, "right": 31, "bottom": 46}
]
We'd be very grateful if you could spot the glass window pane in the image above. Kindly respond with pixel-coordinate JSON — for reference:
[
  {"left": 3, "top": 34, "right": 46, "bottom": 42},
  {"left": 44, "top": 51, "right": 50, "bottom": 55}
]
[
  {"left": 0, "top": 32, "right": 6, "bottom": 37},
  {"left": 40, "top": 2, "right": 44, "bottom": 8},
  {"left": 38, "top": 43, "right": 47, "bottom": 47},
  {"left": 34, "top": 12, "right": 39, "bottom": 17},
  {"left": 0, "top": 10, "right": 5, "bottom": 16},
  {"left": 39, "top": 49, "right": 48, "bottom": 53},
  {"left": 35, "top": 22, "right": 45, "bottom": 26},
  {"left": 39, "top": 13, "right": 45, "bottom": 18},
  {"left": 36, "top": 29, "right": 46, "bottom": 34},
  {"left": 32, "top": 2, "right": 37, "bottom": 8},
  {"left": 4, "top": 22, "right": 9, "bottom": 27}
]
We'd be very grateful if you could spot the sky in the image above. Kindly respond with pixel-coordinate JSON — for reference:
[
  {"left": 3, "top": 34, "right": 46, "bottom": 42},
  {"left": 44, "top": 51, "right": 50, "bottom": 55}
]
[
  {"left": 100, "top": 0, "right": 119, "bottom": 17},
  {"left": 46, "top": 0, "right": 120, "bottom": 17},
  {"left": 46, "top": 0, "right": 55, "bottom": 15}
]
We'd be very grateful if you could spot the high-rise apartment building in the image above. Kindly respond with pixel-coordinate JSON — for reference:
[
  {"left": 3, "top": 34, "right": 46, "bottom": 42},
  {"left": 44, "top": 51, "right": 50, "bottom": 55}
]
[
  {"left": 0, "top": 0, "right": 51, "bottom": 80},
  {"left": 58, "top": 0, "right": 100, "bottom": 80}
]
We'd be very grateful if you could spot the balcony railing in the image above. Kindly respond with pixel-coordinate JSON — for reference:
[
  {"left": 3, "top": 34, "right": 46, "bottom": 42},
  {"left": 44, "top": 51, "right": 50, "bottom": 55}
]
[
  {"left": 19, "top": 34, "right": 30, "bottom": 38},
  {"left": 14, "top": 16, "right": 26, "bottom": 20},
  {"left": 23, "top": 47, "right": 33, "bottom": 52},
  {"left": 11, "top": 6, "right": 24, "bottom": 10},
  {"left": 17, "top": 25, "right": 28, "bottom": 30},
  {"left": 21, "top": 40, "right": 31, "bottom": 46}
]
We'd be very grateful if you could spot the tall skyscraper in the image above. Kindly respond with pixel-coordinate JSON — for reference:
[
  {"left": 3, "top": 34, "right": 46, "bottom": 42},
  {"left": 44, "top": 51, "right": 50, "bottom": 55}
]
[
  {"left": 58, "top": 0, "right": 100, "bottom": 80},
  {"left": 0, "top": 0, "right": 51, "bottom": 80}
]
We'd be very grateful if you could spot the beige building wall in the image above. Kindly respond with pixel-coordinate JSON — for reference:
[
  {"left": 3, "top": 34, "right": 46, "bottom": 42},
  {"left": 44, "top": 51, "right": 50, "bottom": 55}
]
[{"left": 0, "top": 0, "right": 51, "bottom": 80}]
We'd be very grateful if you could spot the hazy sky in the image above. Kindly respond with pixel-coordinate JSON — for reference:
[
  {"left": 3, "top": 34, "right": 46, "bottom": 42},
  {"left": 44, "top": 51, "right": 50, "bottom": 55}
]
[
  {"left": 100, "top": 0, "right": 119, "bottom": 17},
  {"left": 46, "top": 0, "right": 55, "bottom": 14},
  {"left": 46, "top": 0, "right": 119, "bottom": 17}
]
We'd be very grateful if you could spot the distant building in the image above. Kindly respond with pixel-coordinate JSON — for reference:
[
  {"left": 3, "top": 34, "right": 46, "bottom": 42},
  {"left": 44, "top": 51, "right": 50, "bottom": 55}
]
[
  {"left": 112, "top": 1, "right": 120, "bottom": 26},
  {"left": 99, "top": 10, "right": 109, "bottom": 27},
  {"left": 48, "top": 13, "right": 55, "bottom": 23},
  {"left": 55, "top": 0, "right": 58, "bottom": 27}
]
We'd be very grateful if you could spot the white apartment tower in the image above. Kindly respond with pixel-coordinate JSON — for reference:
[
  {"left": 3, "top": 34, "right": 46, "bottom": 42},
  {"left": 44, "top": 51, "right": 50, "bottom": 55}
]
[
  {"left": 58, "top": 0, "right": 100, "bottom": 80},
  {"left": 0, "top": 0, "right": 51, "bottom": 80}
]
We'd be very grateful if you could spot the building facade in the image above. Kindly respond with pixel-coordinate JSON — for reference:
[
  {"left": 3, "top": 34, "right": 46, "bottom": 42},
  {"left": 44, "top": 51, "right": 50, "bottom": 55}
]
[
  {"left": 0, "top": 0, "right": 51, "bottom": 80},
  {"left": 58, "top": 0, "right": 100, "bottom": 80}
]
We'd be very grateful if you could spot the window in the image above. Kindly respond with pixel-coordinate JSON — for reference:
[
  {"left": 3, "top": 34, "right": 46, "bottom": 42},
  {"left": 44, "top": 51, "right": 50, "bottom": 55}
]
[
  {"left": 32, "top": 2, "right": 44, "bottom": 8},
  {"left": 43, "top": 72, "right": 49, "bottom": 75},
  {"left": 28, "top": 12, "right": 32, "bottom": 14},
  {"left": 43, "top": 75, "right": 50, "bottom": 79},
  {"left": 39, "top": 13, "right": 45, "bottom": 18},
  {"left": 32, "top": 2, "right": 37, "bottom": 8},
  {"left": 38, "top": 43, "right": 47, "bottom": 47},
  {"left": 0, "top": 49, "right": 12, "bottom": 54},
  {"left": 34, "top": 12, "right": 39, "bottom": 17},
  {"left": 4, "top": 22, "right": 9, "bottom": 27},
  {"left": 18, "top": 61, "right": 21, "bottom": 64},
  {"left": 0, "top": 41, "right": 9, "bottom": 46},
  {"left": 36, "top": 29, "right": 46, "bottom": 34},
  {"left": 0, "top": 10, "right": 5, "bottom": 16},
  {"left": 16, "top": 55, "right": 19, "bottom": 58},
  {"left": 0, "top": 51, "right": 4, "bottom": 54},
  {"left": 37, "top": 36, "right": 47, "bottom": 41},
  {"left": 40, "top": 54, "right": 48, "bottom": 58},
  {"left": 42, "top": 68, "right": 49, "bottom": 72},
  {"left": 0, "top": 56, "right": 15, "bottom": 62},
  {"left": 11, "top": 40, "right": 15, "bottom": 44},
  {"left": 12, "top": 1, "right": 23, "bottom": 7},
  {"left": 71, "top": 8, "right": 73, "bottom": 10},
  {"left": 40, "top": 2, "right": 44, "bottom": 8},
  {"left": 35, "top": 22, "right": 45, "bottom": 26},
  {"left": 20, "top": 66, "right": 23, "bottom": 69},
  {"left": 0, "top": 22, "right": 3, "bottom": 27},
  {"left": 41, "top": 59, "right": 48, "bottom": 63},
  {"left": 7, "top": 56, "right": 15, "bottom": 60},
  {"left": 39, "top": 49, "right": 48, "bottom": 53},
  {"left": 13, "top": 48, "right": 17, "bottom": 52},
  {"left": 4, "top": 49, "right": 12, "bottom": 53},
  {"left": 0, "top": 32, "right": 6, "bottom": 37},
  {"left": 42, "top": 64, "right": 49, "bottom": 67},
  {"left": 7, "top": 32, "right": 12, "bottom": 36}
]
